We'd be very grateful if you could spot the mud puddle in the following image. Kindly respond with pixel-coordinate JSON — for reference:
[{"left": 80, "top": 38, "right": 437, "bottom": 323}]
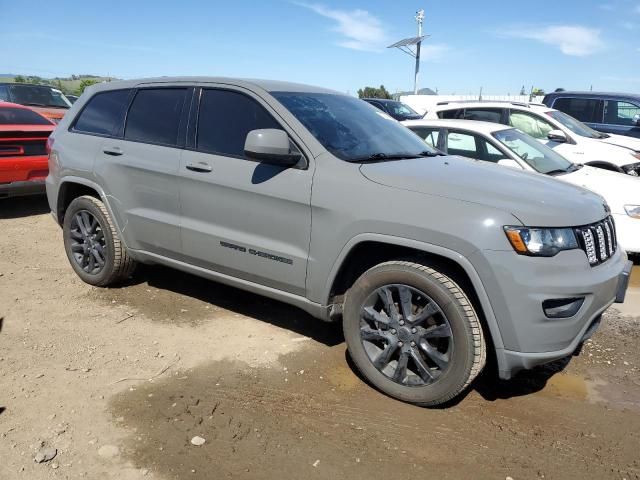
[{"left": 110, "top": 345, "right": 640, "bottom": 480}]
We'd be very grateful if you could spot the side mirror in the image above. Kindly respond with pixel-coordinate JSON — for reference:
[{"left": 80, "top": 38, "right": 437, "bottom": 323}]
[
  {"left": 547, "top": 129, "right": 568, "bottom": 143},
  {"left": 632, "top": 114, "right": 640, "bottom": 127},
  {"left": 498, "top": 158, "right": 523, "bottom": 169},
  {"left": 244, "top": 129, "right": 301, "bottom": 167}
]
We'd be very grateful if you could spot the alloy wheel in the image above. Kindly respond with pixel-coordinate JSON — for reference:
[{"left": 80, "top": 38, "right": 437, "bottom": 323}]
[{"left": 68, "top": 210, "right": 107, "bottom": 275}]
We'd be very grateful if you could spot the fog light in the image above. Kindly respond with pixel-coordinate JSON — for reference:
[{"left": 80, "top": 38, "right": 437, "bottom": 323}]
[{"left": 542, "top": 297, "right": 584, "bottom": 318}]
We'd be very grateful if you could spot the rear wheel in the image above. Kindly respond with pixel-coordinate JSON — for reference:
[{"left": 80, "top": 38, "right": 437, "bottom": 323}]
[
  {"left": 63, "top": 195, "right": 136, "bottom": 286},
  {"left": 343, "top": 260, "right": 486, "bottom": 406}
]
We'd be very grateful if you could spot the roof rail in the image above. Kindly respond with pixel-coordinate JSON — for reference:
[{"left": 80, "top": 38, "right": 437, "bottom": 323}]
[{"left": 434, "top": 99, "right": 544, "bottom": 108}]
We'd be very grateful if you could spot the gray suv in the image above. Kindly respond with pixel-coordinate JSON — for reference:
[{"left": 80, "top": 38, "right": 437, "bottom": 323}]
[{"left": 46, "top": 77, "right": 633, "bottom": 406}]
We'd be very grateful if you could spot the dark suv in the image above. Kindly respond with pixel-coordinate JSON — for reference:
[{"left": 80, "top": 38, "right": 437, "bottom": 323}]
[
  {"left": 362, "top": 98, "right": 423, "bottom": 121},
  {"left": 543, "top": 92, "right": 640, "bottom": 139}
]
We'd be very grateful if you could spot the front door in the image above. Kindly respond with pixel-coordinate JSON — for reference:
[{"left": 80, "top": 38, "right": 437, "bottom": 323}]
[{"left": 178, "top": 87, "right": 313, "bottom": 296}]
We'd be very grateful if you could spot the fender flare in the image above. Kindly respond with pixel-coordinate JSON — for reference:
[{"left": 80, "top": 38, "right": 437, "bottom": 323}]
[{"left": 323, "top": 233, "right": 505, "bottom": 352}]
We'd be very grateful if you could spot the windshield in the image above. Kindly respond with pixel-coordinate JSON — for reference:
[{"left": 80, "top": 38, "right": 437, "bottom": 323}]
[
  {"left": 272, "top": 92, "right": 437, "bottom": 161},
  {"left": 493, "top": 128, "right": 573, "bottom": 174},
  {"left": 546, "top": 110, "right": 604, "bottom": 139},
  {"left": 387, "top": 101, "right": 419, "bottom": 118},
  {"left": 0, "top": 107, "right": 52, "bottom": 125},
  {"left": 8, "top": 84, "right": 72, "bottom": 109}
]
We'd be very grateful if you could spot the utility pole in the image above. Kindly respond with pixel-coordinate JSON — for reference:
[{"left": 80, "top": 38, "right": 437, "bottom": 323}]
[
  {"left": 414, "top": 9, "right": 424, "bottom": 95},
  {"left": 388, "top": 9, "right": 429, "bottom": 95}
]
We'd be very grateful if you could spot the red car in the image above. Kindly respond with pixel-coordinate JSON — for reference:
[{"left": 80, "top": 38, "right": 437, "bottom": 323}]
[{"left": 0, "top": 101, "right": 55, "bottom": 198}]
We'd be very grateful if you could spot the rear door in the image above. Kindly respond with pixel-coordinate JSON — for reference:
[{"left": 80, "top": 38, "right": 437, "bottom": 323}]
[
  {"left": 93, "top": 86, "right": 191, "bottom": 257},
  {"left": 178, "top": 86, "right": 313, "bottom": 295}
]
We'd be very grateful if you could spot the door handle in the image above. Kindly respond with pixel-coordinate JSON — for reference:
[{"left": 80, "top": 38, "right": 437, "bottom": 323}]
[
  {"left": 103, "top": 147, "right": 123, "bottom": 156},
  {"left": 186, "top": 162, "right": 212, "bottom": 173}
]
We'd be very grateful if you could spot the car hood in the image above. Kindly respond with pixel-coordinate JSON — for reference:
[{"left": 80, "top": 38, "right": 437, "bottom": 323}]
[
  {"left": 360, "top": 155, "right": 608, "bottom": 227},
  {"left": 571, "top": 135, "right": 638, "bottom": 165},
  {"left": 599, "top": 133, "right": 640, "bottom": 152},
  {"left": 559, "top": 165, "right": 640, "bottom": 215}
]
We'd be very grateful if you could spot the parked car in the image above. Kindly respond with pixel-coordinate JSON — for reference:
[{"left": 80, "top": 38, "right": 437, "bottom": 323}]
[
  {"left": 0, "top": 101, "right": 55, "bottom": 198},
  {"left": 46, "top": 77, "right": 631, "bottom": 407},
  {"left": 424, "top": 101, "right": 640, "bottom": 175},
  {"left": 362, "top": 98, "right": 423, "bottom": 121},
  {"left": 543, "top": 91, "right": 640, "bottom": 140},
  {"left": 0, "top": 82, "right": 72, "bottom": 123},
  {"left": 403, "top": 118, "right": 640, "bottom": 254}
]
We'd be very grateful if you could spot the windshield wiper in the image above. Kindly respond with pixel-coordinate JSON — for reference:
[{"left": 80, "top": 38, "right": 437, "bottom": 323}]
[
  {"left": 22, "top": 102, "right": 47, "bottom": 107},
  {"left": 350, "top": 152, "right": 423, "bottom": 163},
  {"left": 546, "top": 164, "right": 579, "bottom": 176},
  {"left": 418, "top": 150, "right": 445, "bottom": 157},
  {"left": 597, "top": 133, "right": 610, "bottom": 139}
]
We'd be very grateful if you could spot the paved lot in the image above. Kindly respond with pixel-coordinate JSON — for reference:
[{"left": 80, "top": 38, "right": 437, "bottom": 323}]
[{"left": 1, "top": 197, "right": 639, "bottom": 480}]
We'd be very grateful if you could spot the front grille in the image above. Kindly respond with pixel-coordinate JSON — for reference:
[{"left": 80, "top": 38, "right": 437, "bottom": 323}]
[{"left": 575, "top": 217, "right": 617, "bottom": 266}]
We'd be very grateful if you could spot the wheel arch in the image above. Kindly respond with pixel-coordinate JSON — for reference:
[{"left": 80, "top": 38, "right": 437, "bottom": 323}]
[{"left": 324, "top": 234, "right": 505, "bottom": 352}]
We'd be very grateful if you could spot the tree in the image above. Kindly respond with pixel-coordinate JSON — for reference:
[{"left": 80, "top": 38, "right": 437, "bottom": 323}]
[
  {"left": 14, "top": 75, "right": 26, "bottom": 83},
  {"left": 357, "top": 85, "right": 392, "bottom": 99},
  {"left": 76, "top": 79, "right": 99, "bottom": 95},
  {"left": 531, "top": 87, "right": 545, "bottom": 96}
]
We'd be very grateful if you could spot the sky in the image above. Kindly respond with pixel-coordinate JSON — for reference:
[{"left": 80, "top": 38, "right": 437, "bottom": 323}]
[{"left": 1, "top": 0, "right": 639, "bottom": 95}]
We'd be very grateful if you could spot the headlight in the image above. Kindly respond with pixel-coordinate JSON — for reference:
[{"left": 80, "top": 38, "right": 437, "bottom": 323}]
[
  {"left": 504, "top": 226, "right": 579, "bottom": 256},
  {"left": 625, "top": 205, "right": 640, "bottom": 219}
]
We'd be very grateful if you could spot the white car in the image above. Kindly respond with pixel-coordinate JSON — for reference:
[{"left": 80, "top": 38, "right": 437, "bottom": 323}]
[
  {"left": 423, "top": 101, "right": 640, "bottom": 176},
  {"left": 403, "top": 119, "right": 640, "bottom": 254}
]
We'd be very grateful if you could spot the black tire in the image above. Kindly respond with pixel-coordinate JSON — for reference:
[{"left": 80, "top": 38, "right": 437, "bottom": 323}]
[
  {"left": 62, "top": 195, "right": 136, "bottom": 286},
  {"left": 343, "top": 260, "right": 486, "bottom": 407}
]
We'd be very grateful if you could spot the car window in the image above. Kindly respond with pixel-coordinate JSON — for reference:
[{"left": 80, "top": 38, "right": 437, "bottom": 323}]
[
  {"left": 552, "top": 98, "right": 602, "bottom": 123},
  {"left": 73, "top": 89, "right": 131, "bottom": 136},
  {"left": 463, "top": 108, "right": 503, "bottom": 123},
  {"left": 272, "top": 91, "right": 438, "bottom": 162},
  {"left": 408, "top": 126, "right": 440, "bottom": 148},
  {"left": 446, "top": 130, "right": 507, "bottom": 163},
  {"left": 0, "top": 107, "right": 52, "bottom": 125},
  {"left": 7, "top": 84, "right": 71, "bottom": 108},
  {"left": 197, "top": 89, "right": 281, "bottom": 158},
  {"left": 0, "top": 85, "right": 8, "bottom": 101},
  {"left": 387, "top": 102, "right": 419, "bottom": 117},
  {"left": 494, "top": 128, "right": 572, "bottom": 174},
  {"left": 124, "top": 88, "right": 188, "bottom": 146},
  {"left": 509, "top": 111, "right": 555, "bottom": 139},
  {"left": 604, "top": 100, "right": 640, "bottom": 126},
  {"left": 438, "top": 108, "right": 464, "bottom": 119}
]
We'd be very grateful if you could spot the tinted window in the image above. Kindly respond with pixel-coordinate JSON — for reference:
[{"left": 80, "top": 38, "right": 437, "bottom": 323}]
[
  {"left": 125, "top": 88, "right": 187, "bottom": 146},
  {"left": 385, "top": 101, "right": 420, "bottom": 119},
  {"left": 7, "top": 84, "right": 71, "bottom": 108},
  {"left": 0, "top": 107, "right": 52, "bottom": 125},
  {"left": 73, "top": 89, "right": 131, "bottom": 136},
  {"left": 552, "top": 98, "right": 602, "bottom": 123},
  {"left": 272, "top": 92, "right": 438, "bottom": 162},
  {"left": 509, "top": 111, "right": 555, "bottom": 139},
  {"left": 197, "top": 89, "right": 281, "bottom": 157},
  {"left": 604, "top": 100, "right": 640, "bottom": 126},
  {"left": 439, "top": 108, "right": 463, "bottom": 119},
  {"left": 409, "top": 126, "right": 441, "bottom": 148},
  {"left": 0, "top": 85, "right": 8, "bottom": 101},
  {"left": 463, "top": 108, "right": 503, "bottom": 123}
]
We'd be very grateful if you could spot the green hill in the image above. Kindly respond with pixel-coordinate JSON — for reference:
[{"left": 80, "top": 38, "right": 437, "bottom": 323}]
[{"left": 1, "top": 74, "right": 118, "bottom": 96}]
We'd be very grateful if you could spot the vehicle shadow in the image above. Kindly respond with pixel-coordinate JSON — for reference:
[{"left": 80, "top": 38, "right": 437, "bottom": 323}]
[
  {"left": 0, "top": 407, "right": 5, "bottom": 416},
  {"left": 121, "top": 265, "right": 344, "bottom": 347},
  {"left": 0, "top": 196, "right": 50, "bottom": 219}
]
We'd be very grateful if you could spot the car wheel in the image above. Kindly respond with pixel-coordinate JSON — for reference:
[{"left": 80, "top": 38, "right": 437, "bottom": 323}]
[
  {"left": 63, "top": 195, "right": 136, "bottom": 286},
  {"left": 343, "top": 260, "right": 486, "bottom": 406}
]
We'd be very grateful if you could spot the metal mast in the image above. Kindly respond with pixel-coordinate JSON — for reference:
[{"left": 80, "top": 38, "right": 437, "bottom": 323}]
[{"left": 388, "top": 9, "right": 429, "bottom": 95}]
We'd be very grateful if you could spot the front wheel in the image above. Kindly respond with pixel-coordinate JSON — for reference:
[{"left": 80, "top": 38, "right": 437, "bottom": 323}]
[{"left": 343, "top": 261, "right": 486, "bottom": 406}]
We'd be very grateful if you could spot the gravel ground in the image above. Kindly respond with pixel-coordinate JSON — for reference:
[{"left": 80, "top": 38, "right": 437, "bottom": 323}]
[{"left": 1, "top": 196, "right": 639, "bottom": 480}]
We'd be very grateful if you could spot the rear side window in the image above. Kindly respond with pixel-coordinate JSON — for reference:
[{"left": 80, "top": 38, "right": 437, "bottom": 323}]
[
  {"left": 196, "top": 89, "right": 280, "bottom": 157},
  {"left": 125, "top": 88, "right": 188, "bottom": 146},
  {"left": 463, "top": 108, "right": 503, "bottom": 123},
  {"left": 73, "top": 89, "right": 131, "bottom": 136},
  {"left": 438, "top": 108, "right": 463, "bottom": 119},
  {"left": 0, "top": 107, "right": 52, "bottom": 125},
  {"left": 409, "top": 126, "right": 441, "bottom": 148},
  {"left": 509, "top": 111, "right": 554, "bottom": 139},
  {"left": 552, "top": 98, "right": 602, "bottom": 123}
]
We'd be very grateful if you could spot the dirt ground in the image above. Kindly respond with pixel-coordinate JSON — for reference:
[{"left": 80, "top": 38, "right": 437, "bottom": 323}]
[{"left": 1, "top": 196, "right": 639, "bottom": 480}]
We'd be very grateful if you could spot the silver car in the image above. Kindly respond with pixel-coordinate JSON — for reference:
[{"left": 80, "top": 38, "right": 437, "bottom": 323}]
[{"left": 46, "top": 77, "right": 632, "bottom": 406}]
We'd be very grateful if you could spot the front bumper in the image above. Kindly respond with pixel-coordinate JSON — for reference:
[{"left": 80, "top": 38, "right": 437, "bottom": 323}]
[
  {"left": 0, "top": 179, "right": 46, "bottom": 198},
  {"left": 470, "top": 248, "right": 630, "bottom": 380}
]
